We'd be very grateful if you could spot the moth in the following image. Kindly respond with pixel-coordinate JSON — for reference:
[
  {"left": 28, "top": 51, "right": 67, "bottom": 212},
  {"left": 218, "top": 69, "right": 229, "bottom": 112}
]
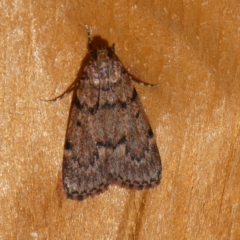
[{"left": 49, "top": 26, "right": 161, "bottom": 201}]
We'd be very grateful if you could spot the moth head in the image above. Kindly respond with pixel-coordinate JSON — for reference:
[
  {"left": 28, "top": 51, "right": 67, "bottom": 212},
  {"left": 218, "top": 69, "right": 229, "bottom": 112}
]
[{"left": 90, "top": 44, "right": 115, "bottom": 61}]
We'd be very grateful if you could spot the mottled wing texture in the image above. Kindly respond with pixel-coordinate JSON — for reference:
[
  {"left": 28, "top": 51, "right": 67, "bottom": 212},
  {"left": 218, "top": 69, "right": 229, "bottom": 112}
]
[{"left": 62, "top": 47, "right": 161, "bottom": 201}]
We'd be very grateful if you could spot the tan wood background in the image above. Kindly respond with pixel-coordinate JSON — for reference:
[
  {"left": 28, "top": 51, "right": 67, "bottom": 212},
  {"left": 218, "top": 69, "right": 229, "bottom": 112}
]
[{"left": 1, "top": 0, "right": 240, "bottom": 239}]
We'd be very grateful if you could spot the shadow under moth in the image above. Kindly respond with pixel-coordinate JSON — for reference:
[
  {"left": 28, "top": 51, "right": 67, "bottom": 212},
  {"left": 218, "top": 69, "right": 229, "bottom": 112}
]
[{"left": 48, "top": 25, "right": 162, "bottom": 201}]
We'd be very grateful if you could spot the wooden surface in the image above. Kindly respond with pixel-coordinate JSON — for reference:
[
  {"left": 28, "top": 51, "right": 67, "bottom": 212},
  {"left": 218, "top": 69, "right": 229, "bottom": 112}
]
[{"left": 1, "top": 0, "right": 240, "bottom": 239}]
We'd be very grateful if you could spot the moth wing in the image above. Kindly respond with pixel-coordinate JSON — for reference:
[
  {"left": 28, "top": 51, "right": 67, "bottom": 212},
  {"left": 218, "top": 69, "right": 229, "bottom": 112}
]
[
  {"left": 108, "top": 77, "right": 161, "bottom": 190},
  {"left": 62, "top": 82, "right": 110, "bottom": 201}
]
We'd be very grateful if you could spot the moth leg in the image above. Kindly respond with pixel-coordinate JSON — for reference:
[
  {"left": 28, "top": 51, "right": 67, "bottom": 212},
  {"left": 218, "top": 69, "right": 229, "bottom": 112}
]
[
  {"left": 41, "top": 82, "right": 79, "bottom": 102},
  {"left": 130, "top": 76, "right": 160, "bottom": 87}
]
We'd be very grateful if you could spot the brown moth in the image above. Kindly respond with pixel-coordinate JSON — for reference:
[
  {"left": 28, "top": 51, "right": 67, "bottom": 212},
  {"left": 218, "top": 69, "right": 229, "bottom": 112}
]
[{"left": 50, "top": 26, "right": 162, "bottom": 201}]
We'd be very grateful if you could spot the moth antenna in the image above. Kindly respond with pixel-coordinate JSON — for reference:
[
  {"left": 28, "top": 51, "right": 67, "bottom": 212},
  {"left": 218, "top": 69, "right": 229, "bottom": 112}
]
[
  {"left": 85, "top": 24, "right": 92, "bottom": 51},
  {"left": 112, "top": 44, "right": 115, "bottom": 54}
]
